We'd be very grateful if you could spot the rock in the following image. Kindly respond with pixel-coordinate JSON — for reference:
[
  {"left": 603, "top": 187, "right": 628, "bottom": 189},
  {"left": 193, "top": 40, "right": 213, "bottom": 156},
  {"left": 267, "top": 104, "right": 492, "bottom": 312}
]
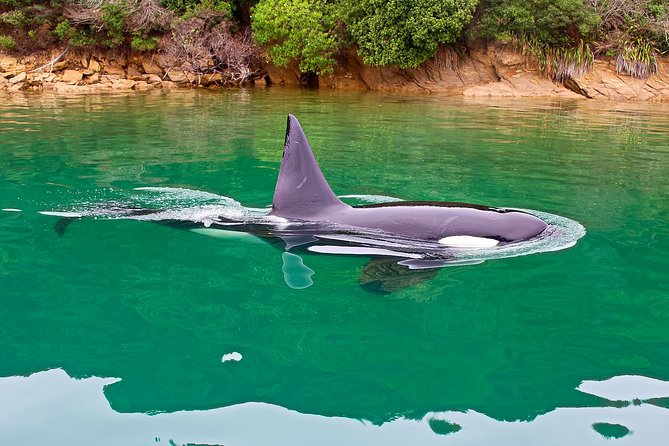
[
  {"left": 52, "top": 61, "right": 68, "bottom": 71},
  {"left": 26, "top": 75, "right": 42, "bottom": 87},
  {"left": 100, "top": 74, "right": 121, "bottom": 84},
  {"left": 0, "top": 55, "right": 25, "bottom": 76},
  {"left": 8, "top": 81, "right": 25, "bottom": 92},
  {"left": 10, "top": 71, "right": 26, "bottom": 84},
  {"left": 80, "top": 55, "right": 89, "bottom": 68},
  {"left": 166, "top": 69, "right": 191, "bottom": 84},
  {"left": 199, "top": 72, "right": 223, "bottom": 86},
  {"left": 264, "top": 63, "right": 302, "bottom": 87},
  {"left": 104, "top": 62, "right": 126, "bottom": 76},
  {"left": 111, "top": 79, "right": 137, "bottom": 89},
  {"left": 563, "top": 59, "right": 669, "bottom": 100},
  {"left": 144, "top": 74, "right": 163, "bottom": 84},
  {"left": 161, "top": 80, "right": 180, "bottom": 89},
  {"left": 86, "top": 73, "right": 100, "bottom": 83},
  {"left": 255, "top": 76, "right": 269, "bottom": 87},
  {"left": 51, "top": 82, "right": 76, "bottom": 93},
  {"left": 0, "top": 55, "right": 18, "bottom": 72},
  {"left": 88, "top": 58, "right": 101, "bottom": 72},
  {"left": 127, "top": 65, "right": 143, "bottom": 80},
  {"left": 61, "top": 69, "right": 83, "bottom": 83},
  {"left": 133, "top": 81, "right": 153, "bottom": 90},
  {"left": 142, "top": 58, "right": 163, "bottom": 75}
]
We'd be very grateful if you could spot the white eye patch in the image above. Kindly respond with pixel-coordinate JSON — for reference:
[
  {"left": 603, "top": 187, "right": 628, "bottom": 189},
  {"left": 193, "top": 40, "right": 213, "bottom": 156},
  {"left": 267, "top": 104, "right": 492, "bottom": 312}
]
[{"left": 438, "top": 236, "right": 499, "bottom": 248}]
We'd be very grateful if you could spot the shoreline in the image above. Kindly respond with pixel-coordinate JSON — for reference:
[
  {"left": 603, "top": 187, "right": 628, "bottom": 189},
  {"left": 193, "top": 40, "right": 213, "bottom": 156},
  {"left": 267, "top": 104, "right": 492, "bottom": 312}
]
[{"left": 2, "top": 45, "right": 669, "bottom": 101}]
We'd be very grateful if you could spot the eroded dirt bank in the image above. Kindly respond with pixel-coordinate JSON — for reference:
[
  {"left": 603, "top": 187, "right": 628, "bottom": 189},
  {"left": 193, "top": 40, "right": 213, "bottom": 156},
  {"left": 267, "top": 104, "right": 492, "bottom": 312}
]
[
  {"left": 270, "top": 45, "right": 669, "bottom": 101},
  {"left": 2, "top": 45, "right": 669, "bottom": 100}
]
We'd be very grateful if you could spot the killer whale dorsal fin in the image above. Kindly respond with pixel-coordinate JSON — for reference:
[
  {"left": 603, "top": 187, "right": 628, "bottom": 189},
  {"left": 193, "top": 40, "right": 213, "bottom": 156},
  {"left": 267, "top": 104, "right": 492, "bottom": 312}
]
[{"left": 270, "top": 115, "right": 348, "bottom": 219}]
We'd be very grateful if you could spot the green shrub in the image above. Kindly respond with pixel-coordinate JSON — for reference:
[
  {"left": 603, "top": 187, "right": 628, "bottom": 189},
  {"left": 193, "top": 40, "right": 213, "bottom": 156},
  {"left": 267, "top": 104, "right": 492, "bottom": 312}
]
[
  {"left": 54, "top": 19, "right": 95, "bottom": 47},
  {"left": 616, "top": 39, "right": 659, "bottom": 78},
  {"left": 252, "top": 0, "right": 337, "bottom": 75},
  {"left": 475, "top": 0, "right": 600, "bottom": 47},
  {"left": 0, "top": 34, "right": 16, "bottom": 50},
  {"left": 131, "top": 32, "right": 158, "bottom": 50},
  {"left": 522, "top": 37, "right": 594, "bottom": 81},
  {"left": 160, "top": 0, "right": 198, "bottom": 14},
  {"left": 198, "top": 0, "right": 232, "bottom": 14},
  {"left": 343, "top": 0, "right": 477, "bottom": 68},
  {"left": 0, "top": 9, "right": 27, "bottom": 27},
  {"left": 161, "top": 0, "right": 231, "bottom": 16},
  {"left": 101, "top": 1, "right": 129, "bottom": 47}
]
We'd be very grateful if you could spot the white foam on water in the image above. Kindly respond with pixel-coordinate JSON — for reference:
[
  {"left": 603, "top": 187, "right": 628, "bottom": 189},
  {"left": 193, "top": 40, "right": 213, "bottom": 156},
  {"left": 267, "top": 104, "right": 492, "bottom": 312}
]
[
  {"left": 339, "top": 194, "right": 404, "bottom": 204},
  {"left": 39, "top": 211, "right": 84, "bottom": 218},
  {"left": 39, "top": 186, "right": 586, "bottom": 268},
  {"left": 2, "top": 208, "right": 22, "bottom": 212},
  {"left": 221, "top": 352, "right": 243, "bottom": 363}
]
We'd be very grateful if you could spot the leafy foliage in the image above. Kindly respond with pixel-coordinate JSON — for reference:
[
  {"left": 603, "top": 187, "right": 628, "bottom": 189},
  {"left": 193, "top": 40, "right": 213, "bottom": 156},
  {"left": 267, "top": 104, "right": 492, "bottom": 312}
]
[
  {"left": 0, "top": 33, "right": 15, "bottom": 49},
  {"left": 53, "top": 19, "right": 95, "bottom": 47},
  {"left": 344, "top": 0, "right": 477, "bottom": 68},
  {"left": 0, "top": 0, "right": 667, "bottom": 82},
  {"left": 0, "top": 9, "right": 27, "bottom": 27},
  {"left": 475, "top": 0, "right": 601, "bottom": 46},
  {"left": 615, "top": 38, "right": 659, "bottom": 78},
  {"left": 522, "top": 37, "right": 594, "bottom": 81},
  {"left": 586, "top": 0, "right": 667, "bottom": 78},
  {"left": 251, "top": 0, "right": 336, "bottom": 74},
  {"left": 130, "top": 31, "right": 158, "bottom": 50},
  {"left": 100, "top": 1, "right": 129, "bottom": 47}
]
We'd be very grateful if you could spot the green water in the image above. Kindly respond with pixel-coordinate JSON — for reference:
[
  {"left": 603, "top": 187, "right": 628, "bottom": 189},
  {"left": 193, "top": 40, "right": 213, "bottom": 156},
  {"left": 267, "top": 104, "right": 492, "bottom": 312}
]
[{"left": 1, "top": 90, "right": 668, "bottom": 445}]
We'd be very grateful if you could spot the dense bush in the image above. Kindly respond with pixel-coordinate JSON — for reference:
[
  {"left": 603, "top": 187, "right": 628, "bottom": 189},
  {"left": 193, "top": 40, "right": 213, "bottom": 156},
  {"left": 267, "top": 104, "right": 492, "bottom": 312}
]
[
  {"left": 0, "top": 0, "right": 668, "bottom": 80},
  {"left": 251, "top": 0, "right": 337, "bottom": 74},
  {"left": 344, "top": 0, "right": 477, "bottom": 68},
  {"left": 475, "top": 0, "right": 668, "bottom": 79},
  {"left": 475, "top": 0, "right": 601, "bottom": 46},
  {"left": 587, "top": 0, "right": 668, "bottom": 77}
]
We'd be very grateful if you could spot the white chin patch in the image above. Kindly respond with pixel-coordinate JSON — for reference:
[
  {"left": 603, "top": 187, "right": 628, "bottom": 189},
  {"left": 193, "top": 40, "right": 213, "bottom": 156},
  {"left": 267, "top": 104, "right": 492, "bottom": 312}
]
[{"left": 438, "top": 235, "right": 499, "bottom": 248}]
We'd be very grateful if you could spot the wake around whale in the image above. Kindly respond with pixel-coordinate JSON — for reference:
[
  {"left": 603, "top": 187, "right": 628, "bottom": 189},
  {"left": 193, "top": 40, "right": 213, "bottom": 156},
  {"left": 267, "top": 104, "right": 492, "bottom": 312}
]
[{"left": 41, "top": 115, "right": 585, "bottom": 293}]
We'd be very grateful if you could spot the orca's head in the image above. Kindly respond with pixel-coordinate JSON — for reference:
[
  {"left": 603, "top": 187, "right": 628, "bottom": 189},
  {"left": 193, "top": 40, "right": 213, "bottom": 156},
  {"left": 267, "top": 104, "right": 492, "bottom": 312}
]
[{"left": 499, "top": 211, "right": 549, "bottom": 242}]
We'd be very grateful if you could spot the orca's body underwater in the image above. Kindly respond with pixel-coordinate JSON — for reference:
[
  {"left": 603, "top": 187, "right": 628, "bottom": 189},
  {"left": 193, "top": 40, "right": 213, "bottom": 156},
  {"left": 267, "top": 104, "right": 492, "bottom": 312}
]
[{"left": 47, "top": 115, "right": 583, "bottom": 293}]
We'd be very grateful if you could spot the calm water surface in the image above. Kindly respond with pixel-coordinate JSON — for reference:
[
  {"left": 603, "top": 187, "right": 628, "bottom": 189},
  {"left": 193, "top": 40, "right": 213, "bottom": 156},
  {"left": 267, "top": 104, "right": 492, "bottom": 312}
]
[{"left": 1, "top": 89, "right": 668, "bottom": 445}]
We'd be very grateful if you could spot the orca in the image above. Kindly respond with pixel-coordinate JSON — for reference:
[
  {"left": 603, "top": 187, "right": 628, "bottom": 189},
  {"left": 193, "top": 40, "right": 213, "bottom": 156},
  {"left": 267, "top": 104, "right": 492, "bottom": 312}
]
[
  {"left": 270, "top": 114, "right": 548, "bottom": 247},
  {"left": 45, "top": 114, "right": 565, "bottom": 293}
]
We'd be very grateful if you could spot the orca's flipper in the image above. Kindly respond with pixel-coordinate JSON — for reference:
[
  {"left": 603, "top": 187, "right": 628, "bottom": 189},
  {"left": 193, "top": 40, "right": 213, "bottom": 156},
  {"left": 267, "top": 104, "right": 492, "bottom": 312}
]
[
  {"left": 54, "top": 217, "right": 76, "bottom": 236},
  {"left": 270, "top": 115, "right": 349, "bottom": 219}
]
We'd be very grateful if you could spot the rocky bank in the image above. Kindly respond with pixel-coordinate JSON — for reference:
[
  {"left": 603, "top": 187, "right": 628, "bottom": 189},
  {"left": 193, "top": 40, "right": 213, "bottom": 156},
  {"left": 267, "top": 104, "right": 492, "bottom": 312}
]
[
  {"left": 0, "top": 49, "right": 262, "bottom": 94},
  {"left": 2, "top": 45, "right": 669, "bottom": 100}
]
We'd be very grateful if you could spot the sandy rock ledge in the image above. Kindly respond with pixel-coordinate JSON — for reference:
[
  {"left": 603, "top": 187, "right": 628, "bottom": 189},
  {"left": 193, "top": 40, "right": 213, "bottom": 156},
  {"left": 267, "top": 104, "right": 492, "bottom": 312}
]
[
  {"left": 3, "top": 46, "right": 669, "bottom": 100},
  {"left": 0, "top": 50, "right": 226, "bottom": 94}
]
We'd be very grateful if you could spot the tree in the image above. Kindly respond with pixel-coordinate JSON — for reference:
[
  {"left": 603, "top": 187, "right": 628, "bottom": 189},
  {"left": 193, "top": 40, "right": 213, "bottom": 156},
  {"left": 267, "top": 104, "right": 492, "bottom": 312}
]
[
  {"left": 475, "top": 0, "right": 600, "bottom": 46},
  {"left": 251, "top": 0, "right": 337, "bottom": 75},
  {"left": 343, "top": 0, "right": 478, "bottom": 68}
]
